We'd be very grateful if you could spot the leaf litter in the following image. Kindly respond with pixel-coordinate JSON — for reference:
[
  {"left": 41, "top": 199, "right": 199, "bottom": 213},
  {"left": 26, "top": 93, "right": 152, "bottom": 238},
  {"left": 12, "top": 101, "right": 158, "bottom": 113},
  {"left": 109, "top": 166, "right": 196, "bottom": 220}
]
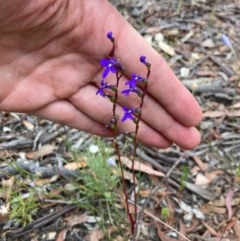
[{"left": 1, "top": 0, "right": 240, "bottom": 240}]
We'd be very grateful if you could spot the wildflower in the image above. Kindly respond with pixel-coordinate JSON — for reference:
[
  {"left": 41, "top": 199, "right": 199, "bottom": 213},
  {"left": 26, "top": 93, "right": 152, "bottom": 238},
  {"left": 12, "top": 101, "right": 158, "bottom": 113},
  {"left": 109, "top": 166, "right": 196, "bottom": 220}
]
[
  {"left": 125, "top": 73, "right": 146, "bottom": 88},
  {"left": 121, "top": 106, "right": 141, "bottom": 122},
  {"left": 100, "top": 57, "right": 120, "bottom": 78},
  {"left": 96, "top": 79, "right": 113, "bottom": 97},
  {"left": 107, "top": 31, "right": 115, "bottom": 42},
  {"left": 35, "top": 171, "right": 42, "bottom": 178},
  {"left": 140, "top": 56, "right": 147, "bottom": 64},
  {"left": 221, "top": 34, "right": 232, "bottom": 48},
  {"left": 105, "top": 116, "right": 119, "bottom": 130},
  {"left": 89, "top": 144, "right": 99, "bottom": 154},
  {"left": 121, "top": 86, "right": 142, "bottom": 97},
  {"left": 0, "top": 204, "right": 10, "bottom": 216},
  {"left": 140, "top": 55, "right": 151, "bottom": 68},
  {"left": 107, "top": 157, "right": 117, "bottom": 167}
]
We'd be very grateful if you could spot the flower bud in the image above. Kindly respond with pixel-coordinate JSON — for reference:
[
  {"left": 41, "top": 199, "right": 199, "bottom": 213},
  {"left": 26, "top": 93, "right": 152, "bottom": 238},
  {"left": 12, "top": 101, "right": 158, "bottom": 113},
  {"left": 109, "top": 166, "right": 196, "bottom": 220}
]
[
  {"left": 109, "top": 96, "right": 116, "bottom": 103},
  {"left": 130, "top": 132, "right": 136, "bottom": 139},
  {"left": 135, "top": 108, "right": 142, "bottom": 114},
  {"left": 110, "top": 123, "right": 116, "bottom": 130},
  {"left": 111, "top": 85, "right": 117, "bottom": 92},
  {"left": 143, "top": 79, "right": 148, "bottom": 85},
  {"left": 112, "top": 138, "right": 118, "bottom": 145},
  {"left": 133, "top": 118, "right": 138, "bottom": 124},
  {"left": 137, "top": 90, "right": 143, "bottom": 98},
  {"left": 114, "top": 115, "right": 119, "bottom": 122}
]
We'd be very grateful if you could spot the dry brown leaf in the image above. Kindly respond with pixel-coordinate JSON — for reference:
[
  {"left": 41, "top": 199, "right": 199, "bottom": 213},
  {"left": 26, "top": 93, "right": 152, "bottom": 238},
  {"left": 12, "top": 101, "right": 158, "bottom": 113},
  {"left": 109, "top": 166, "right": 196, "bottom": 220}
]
[
  {"left": 89, "top": 231, "right": 102, "bottom": 241},
  {"left": 22, "top": 120, "right": 34, "bottom": 131},
  {"left": 33, "top": 144, "right": 57, "bottom": 159},
  {"left": 145, "top": 27, "right": 161, "bottom": 33},
  {"left": 201, "top": 204, "right": 226, "bottom": 214},
  {"left": 64, "top": 213, "right": 88, "bottom": 227},
  {"left": 205, "top": 170, "right": 225, "bottom": 181},
  {"left": 191, "top": 166, "right": 200, "bottom": 173},
  {"left": 179, "top": 220, "right": 187, "bottom": 241},
  {"left": 25, "top": 151, "right": 36, "bottom": 159},
  {"left": 203, "top": 111, "right": 225, "bottom": 118},
  {"left": 195, "top": 173, "right": 210, "bottom": 185},
  {"left": 56, "top": 213, "right": 88, "bottom": 241},
  {"left": 233, "top": 218, "right": 240, "bottom": 241},
  {"left": 158, "top": 41, "right": 175, "bottom": 56},
  {"left": 201, "top": 38, "right": 214, "bottom": 48},
  {"left": 32, "top": 178, "right": 52, "bottom": 186},
  {"left": 1, "top": 176, "right": 14, "bottom": 202},
  {"left": 209, "top": 196, "right": 240, "bottom": 207},
  {"left": 64, "top": 161, "right": 87, "bottom": 170},
  {"left": 0, "top": 209, "right": 10, "bottom": 223},
  {"left": 225, "top": 188, "right": 234, "bottom": 220},
  {"left": 196, "top": 71, "right": 216, "bottom": 77},
  {"left": 202, "top": 221, "right": 219, "bottom": 237},
  {"left": 225, "top": 217, "right": 237, "bottom": 231},
  {"left": 112, "top": 168, "right": 138, "bottom": 184},
  {"left": 226, "top": 110, "right": 240, "bottom": 117},
  {"left": 40, "top": 187, "right": 64, "bottom": 199},
  {"left": 230, "top": 102, "right": 240, "bottom": 109},
  {"left": 120, "top": 156, "right": 165, "bottom": 177},
  {"left": 56, "top": 229, "right": 66, "bottom": 241},
  {"left": 203, "top": 110, "right": 240, "bottom": 118},
  {"left": 193, "top": 156, "right": 208, "bottom": 171},
  {"left": 85, "top": 227, "right": 116, "bottom": 241},
  {"left": 157, "top": 223, "right": 177, "bottom": 241}
]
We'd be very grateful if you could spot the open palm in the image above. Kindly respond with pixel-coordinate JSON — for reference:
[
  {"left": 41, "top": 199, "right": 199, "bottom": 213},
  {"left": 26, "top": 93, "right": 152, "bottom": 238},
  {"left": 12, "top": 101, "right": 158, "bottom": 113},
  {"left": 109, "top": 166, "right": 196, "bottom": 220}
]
[{"left": 0, "top": 0, "right": 202, "bottom": 149}]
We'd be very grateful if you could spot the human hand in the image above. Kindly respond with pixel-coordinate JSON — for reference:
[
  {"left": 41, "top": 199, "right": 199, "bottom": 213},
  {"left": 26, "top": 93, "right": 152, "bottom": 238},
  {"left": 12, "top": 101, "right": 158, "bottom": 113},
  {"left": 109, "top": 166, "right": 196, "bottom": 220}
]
[{"left": 0, "top": 0, "right": 202, "bottom": 149}]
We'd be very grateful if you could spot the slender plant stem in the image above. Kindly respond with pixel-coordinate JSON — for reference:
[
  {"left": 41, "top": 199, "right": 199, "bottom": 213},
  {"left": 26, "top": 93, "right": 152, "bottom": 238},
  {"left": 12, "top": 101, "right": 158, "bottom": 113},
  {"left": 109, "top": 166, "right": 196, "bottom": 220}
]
[
  {"left": 131, "top": 67, "right": 151, "bottom": 224},
  {"left": 109, "top": 41, "right": 135, "bottom": 232}
]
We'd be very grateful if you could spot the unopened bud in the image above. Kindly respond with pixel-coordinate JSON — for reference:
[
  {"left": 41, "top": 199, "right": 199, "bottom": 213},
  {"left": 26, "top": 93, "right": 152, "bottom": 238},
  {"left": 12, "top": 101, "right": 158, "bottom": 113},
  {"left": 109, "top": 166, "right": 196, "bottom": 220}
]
[
  {"left": 130, "top": 132, "right": 136, "bottom": 139},
  {"left": 133, "top": 118, "right": 138, "bottom": 124},
  {"left": 137, "top": 90, "right": 143, "bottom": 98},
  {"left": 130, "top": 155, "right": 134, "bottom": 161},
  {"left": 112, "top": 138, "right": 118, "bottom": 144},
  {"left": 110, "top": 123, "right": 115, "bottom": 130},
  {"left": 109, "top": 96, "right": 116, "bottom": 103},
  {"left": 126, "top": 136, "right": 133, "bottom": 142},
  {"left": 114, "top": 115, "right": 119, "bottom": 122},
  {"left": 135, "top": 108, "right": 142, "bottom": 114},
  {"left": 143, "top": 79, "right": 148, "bottom": 85},
  {"left": 111, "top": 85, "right": 117, "bottom": 92}
]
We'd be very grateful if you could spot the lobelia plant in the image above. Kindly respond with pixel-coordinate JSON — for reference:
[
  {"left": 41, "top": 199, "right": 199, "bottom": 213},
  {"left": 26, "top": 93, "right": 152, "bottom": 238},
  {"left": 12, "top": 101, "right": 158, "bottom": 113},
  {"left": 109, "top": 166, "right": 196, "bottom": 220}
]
[{"left": 96, "top": 31, "right": 151, "bottom": 237}]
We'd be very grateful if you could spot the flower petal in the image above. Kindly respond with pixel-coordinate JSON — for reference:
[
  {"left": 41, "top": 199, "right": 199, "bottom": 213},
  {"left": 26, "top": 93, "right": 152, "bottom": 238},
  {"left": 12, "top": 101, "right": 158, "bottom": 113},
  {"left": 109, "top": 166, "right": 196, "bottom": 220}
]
[
  {"left": 110, "top": 66, "right": 117, "bottom": 74},
  {"left": 100, "top": 59, "right": 110, "bottom": 67},
  {"left": 121, "top": 89, "right": 130, "bottom": 96},
  {"left": 102, "top": 66, "right": 110, "bottom": 78}
]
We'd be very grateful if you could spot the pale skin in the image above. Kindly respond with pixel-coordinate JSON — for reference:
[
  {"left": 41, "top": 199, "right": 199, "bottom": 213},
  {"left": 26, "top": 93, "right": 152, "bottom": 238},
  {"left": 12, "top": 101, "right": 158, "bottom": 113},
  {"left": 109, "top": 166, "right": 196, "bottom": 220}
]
[{"left": 0, "top": 0, "right": 202, "bottom": 149}]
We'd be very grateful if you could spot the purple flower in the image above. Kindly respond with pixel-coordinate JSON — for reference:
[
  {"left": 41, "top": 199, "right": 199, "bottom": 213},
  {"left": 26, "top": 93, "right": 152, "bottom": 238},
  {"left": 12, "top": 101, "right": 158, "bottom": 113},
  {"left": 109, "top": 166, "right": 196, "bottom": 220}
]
[
  {"left": 107, "top": 31, "right": 114, "bottom": 41},
  {"left": 121, "top": 86, "right": 142, "bottom": 97},
  {"left": 121, "top": 106, "right": 137, "bottom": 122},
  {"left": 140, "top": 56, "right": 147, "bottom": 64},
  {"left": 96, "top": 79, "right": 112, "bottom": 97},
  {"left": 140, "top": 55, "right": 151, "bottom": 68},
  {"left": 125, "top": 73, "right": 145, "bottom": 88},
  {"left": 107, "top": 157, "right": 117, "bottom": 167},
  {"left": 100, "top": 57, "right": 119, "bottom": 78},
  {"left": 221, "top": 34, "right": 232, "bottom": 48}
]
